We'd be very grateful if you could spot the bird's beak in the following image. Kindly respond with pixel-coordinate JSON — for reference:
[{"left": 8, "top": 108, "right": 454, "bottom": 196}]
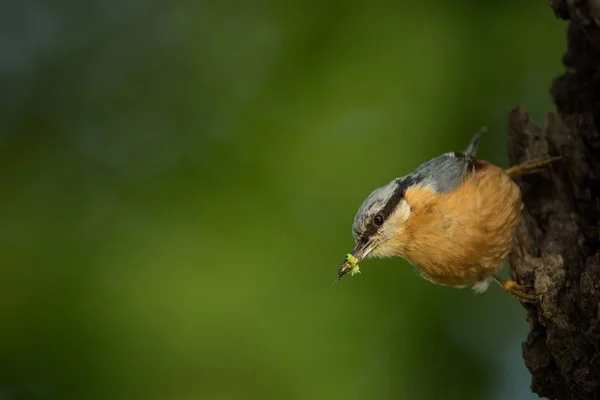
[{"left": 337, "top": 241, "right": 373, "bottom": 280}]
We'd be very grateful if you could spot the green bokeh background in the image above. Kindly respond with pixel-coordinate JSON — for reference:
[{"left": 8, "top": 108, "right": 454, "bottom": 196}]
[{"left": 1, "top": 1, "right": 564, "bottom": 399}]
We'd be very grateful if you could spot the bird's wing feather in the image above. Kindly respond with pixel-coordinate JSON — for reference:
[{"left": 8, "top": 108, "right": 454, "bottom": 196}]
[{"left": 411, "top": 152, "right": 475, "bottom": 193}]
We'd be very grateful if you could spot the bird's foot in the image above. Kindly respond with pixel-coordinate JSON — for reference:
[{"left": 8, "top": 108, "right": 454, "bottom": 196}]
[{"left": 493, "top": 276, "right": 539, "bottom": 303}]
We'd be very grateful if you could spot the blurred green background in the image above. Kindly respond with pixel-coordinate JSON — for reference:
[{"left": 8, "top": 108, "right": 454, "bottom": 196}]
[{"left": 1, "top": 1, "right": 564, "bottom": 399}]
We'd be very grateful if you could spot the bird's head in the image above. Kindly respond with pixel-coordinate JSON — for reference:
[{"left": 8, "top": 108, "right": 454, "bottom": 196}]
[{"left": 337, "top": 175, "right": 419, "bottom": 279}]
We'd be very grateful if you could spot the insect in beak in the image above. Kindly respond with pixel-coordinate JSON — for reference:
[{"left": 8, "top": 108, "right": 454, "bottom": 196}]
[{"left": 337, "top": 242, "right": 373, "bottom": 280}]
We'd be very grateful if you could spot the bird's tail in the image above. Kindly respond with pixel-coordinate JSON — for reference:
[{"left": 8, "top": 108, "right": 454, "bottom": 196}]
[{"left": 465, "top": 126, "right": 487, "bottom": 158}]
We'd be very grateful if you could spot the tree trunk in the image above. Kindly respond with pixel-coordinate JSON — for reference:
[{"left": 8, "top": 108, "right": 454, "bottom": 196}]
[{"left": 507, "top": 2, "right": 600, "bottom": 399}]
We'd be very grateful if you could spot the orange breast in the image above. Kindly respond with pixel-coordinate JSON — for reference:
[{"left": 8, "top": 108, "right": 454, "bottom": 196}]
[{"left": 398, "top": 162, "right": 522, "bottom": 286}]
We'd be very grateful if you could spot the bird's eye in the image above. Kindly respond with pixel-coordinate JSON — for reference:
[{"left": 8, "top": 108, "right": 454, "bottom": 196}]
[{"left": 373, "top": 214, "right": 384, "bottom": 226}]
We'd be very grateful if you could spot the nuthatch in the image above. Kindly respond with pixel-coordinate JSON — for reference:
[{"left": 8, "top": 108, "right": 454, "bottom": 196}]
[{"left": 337, "top": 129, "right": 560, "bottom": 302}]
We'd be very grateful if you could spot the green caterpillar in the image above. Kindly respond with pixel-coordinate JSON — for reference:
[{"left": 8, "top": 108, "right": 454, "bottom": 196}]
[{"left": 345, "top": 253, "right": 361, "bottom": 276}]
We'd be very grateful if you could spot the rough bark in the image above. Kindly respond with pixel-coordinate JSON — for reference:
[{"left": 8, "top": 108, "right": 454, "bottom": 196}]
[{"left": 507, "top": 2, "right": 600, "bottom": 399}]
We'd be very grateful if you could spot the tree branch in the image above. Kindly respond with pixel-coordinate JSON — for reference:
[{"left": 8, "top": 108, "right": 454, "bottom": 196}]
[{"left": 507, "top": 1, "right": 600, "bottom": 399}]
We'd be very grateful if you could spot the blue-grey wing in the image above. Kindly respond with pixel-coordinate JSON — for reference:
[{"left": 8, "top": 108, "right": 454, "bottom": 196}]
[
  {"left": 411, "top": 152, "right": 476, "bottom": 193},
  {"left": 408, "top": 130, "right": 485, "bottom": 193}
]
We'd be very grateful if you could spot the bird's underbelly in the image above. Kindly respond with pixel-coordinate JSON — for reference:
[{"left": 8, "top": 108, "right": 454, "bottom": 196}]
[
  {"left": 406, "top": 218, "right": 518, "bottom": 286},
  {"left": 412, "top": 260, "right": 500, "bottom": 287}
]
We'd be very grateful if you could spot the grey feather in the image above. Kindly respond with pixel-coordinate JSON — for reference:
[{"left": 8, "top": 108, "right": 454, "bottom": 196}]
[
  {"left": 465, "top": 127, "right": 486, "bottom": 157},
  {"left": 414, "top": 128, "right": 486, "bottom": 192},
  {"left": 413, "top": 154, "right": 473, "bottom": 192}
]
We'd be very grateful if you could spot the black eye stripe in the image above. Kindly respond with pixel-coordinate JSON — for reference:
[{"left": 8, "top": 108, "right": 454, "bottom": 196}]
[{"left": 379, "top": 175, "right": 420, "bottom": 220}]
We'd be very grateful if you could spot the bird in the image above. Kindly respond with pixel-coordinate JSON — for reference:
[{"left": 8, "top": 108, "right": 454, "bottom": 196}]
[{"left": 337, "top": 128, "right": 560, "bottom": 302}]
